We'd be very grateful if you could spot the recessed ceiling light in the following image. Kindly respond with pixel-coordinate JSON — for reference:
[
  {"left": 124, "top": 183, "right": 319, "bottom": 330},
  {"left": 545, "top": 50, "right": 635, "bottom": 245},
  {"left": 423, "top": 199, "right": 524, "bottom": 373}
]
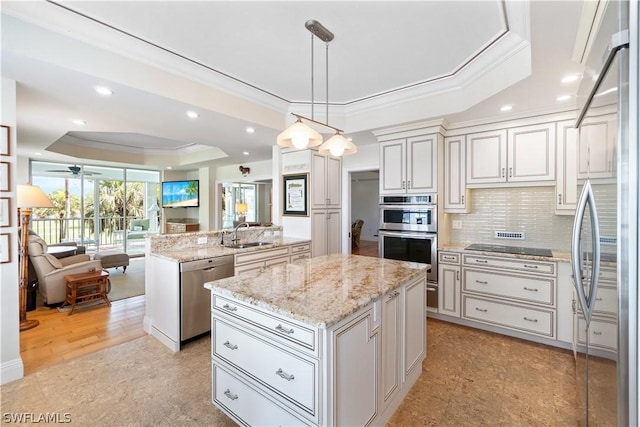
[
  {"left": 186, "top": 111, "right": 199, "bottom": 119},
  {"left": 245, "top": 127, "right": 255, "bottom": 133},
  {"left": 166, "top": 166, "right": 172, "bottom": 170},
  {"left": 242, "top": 151, "right": 250, "bottom": 156},
  {"left": 95, "top": 86, "right": 113, "bottom": 95},
  {"left": 34, "top": 152, "right": 42, "bottom": 156},
  {"left": 72, "top": 119, "right": 86, "bottom": 125},
  {"left": 561, "top": 74, "right": 581, "bottom": 84},
  {"left": 500, "top": 105, "right": 513, "bottom": 112},
  {"left": 556, "top": 95, "right": 571, "bottom": 101}
]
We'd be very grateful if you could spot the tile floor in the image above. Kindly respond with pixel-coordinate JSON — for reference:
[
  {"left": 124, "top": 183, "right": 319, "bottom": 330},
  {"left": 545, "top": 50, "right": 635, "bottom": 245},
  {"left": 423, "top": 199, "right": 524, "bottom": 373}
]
[{"left": 1, "top": 319, "right": 583, "bottom": 426}]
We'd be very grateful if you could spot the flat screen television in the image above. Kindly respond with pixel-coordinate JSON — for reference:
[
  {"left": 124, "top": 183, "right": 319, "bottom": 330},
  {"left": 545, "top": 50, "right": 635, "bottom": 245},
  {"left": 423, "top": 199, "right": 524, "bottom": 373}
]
[{"left": 161, "top": 180, "right": 199, "bottom": 208}]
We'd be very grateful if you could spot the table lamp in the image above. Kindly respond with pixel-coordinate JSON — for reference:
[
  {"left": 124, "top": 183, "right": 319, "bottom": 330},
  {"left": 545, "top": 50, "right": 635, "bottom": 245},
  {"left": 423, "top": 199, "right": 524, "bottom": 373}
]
[{"left": 17, "top": 183, "right": 54, "bottom": 331}]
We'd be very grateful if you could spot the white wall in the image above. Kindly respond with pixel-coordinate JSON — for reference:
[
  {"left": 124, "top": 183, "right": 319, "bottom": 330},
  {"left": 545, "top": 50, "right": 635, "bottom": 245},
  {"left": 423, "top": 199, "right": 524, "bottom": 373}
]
[{"left": 1, "top": 78, "right": 23, "bottom": 385}]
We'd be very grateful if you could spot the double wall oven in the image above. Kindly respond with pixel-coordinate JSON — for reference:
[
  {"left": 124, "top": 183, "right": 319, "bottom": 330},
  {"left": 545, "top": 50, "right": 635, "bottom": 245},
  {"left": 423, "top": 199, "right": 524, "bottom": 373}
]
[{"left": 379, "top": 195, "right": 438, "bottom": 309}]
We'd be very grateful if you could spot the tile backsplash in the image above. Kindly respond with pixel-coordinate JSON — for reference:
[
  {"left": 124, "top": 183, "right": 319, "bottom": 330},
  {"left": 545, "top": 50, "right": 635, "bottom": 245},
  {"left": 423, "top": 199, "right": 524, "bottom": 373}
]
[{"left": 447, "top": 185, "right": 616, "bottom": 252}]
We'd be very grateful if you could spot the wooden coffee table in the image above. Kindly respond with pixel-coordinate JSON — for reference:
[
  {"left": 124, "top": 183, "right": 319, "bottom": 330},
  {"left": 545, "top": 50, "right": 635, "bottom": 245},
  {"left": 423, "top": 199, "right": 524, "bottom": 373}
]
[{"left": 62, "top": 270, "right": 111, "bottom": 315}]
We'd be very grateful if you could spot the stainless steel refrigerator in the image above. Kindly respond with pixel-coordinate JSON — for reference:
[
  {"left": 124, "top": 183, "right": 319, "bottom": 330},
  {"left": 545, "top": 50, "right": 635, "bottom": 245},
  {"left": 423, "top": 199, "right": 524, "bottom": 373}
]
[{"left": 571, "top": 1, "right": 637, "bottom": 425}]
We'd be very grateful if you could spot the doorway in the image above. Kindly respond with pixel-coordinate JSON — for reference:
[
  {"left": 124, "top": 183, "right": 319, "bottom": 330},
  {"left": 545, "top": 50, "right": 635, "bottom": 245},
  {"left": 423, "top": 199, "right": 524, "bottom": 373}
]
[{"left": 349, "top": 170, "right": 379, "bottom": 257}]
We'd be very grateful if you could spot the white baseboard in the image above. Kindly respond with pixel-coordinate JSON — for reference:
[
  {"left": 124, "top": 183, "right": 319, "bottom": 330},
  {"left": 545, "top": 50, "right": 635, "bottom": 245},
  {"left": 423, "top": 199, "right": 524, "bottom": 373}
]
[{"left": 1, "top": 357, "right": 24, "bottom": 385}]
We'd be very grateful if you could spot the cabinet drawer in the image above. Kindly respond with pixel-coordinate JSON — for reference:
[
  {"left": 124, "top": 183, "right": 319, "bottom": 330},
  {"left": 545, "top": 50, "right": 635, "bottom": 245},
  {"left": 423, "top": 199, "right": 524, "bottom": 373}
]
[
  {"left": 592, "top": 286, "right": 617, "bottom": 317},
  {"left": 213, "top": 364, "right": 309, "bottom": 426},
  {"left": 576, "top": 316, "right": 616, "bottom": 351},
  {"left": 291, "top": 253, "right": 310, "bottom": 263},
  {"left": 463, "top": 269, "right": 555, "bottom": 306},
  {"left": 439, "top": 252, "right": 460, "bottom": 264},
  {"left": 213, "top": 319, "right": 318, "bottom": 415},
  {"left": 291, "top": 243, "right": 311, "bottom": 254},
  {"left": 462, "top": 295, "right": 555, "bottom": 337},
  {"left": 235, "top": 247, "right": 290, "bottom": 265},
  {"left": 463, "top": 254, "right": 555, "bottom": 275},
  {"left": 213, "top": 295, "right": 317, "bottom": 353}
]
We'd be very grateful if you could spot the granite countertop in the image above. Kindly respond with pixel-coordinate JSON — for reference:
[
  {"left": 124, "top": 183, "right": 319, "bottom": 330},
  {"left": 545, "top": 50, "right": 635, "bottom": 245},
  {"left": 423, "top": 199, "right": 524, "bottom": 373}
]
[
  {"left": 152, "top": 237, "right": 311, "bottom": 263},
  {"left": 439, "top": 243, "right": 572, "bottom": 263},
  {"left": 205, "top": 253, "right": 429, "bottom": 329}
]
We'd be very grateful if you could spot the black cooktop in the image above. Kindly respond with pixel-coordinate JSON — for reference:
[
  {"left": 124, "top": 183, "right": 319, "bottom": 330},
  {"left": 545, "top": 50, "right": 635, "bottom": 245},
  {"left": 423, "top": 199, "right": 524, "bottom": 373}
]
[{"left": 465, "top": 243, "right": 553, "bottom": 257}]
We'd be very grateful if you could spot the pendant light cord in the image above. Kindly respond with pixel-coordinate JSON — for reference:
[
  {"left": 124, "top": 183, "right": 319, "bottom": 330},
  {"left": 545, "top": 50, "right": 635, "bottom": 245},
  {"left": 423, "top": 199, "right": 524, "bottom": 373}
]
[
  {"left": 326, "top": 42, "right": 329, "bottom": 125},
  {"left": 310, "top": 33, "right": 315, "bottom": 121}
]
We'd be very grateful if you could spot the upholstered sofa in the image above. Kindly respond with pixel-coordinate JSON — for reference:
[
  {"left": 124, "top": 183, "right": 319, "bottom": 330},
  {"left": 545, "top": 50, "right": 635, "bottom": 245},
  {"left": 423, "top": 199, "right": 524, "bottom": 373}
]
[{"left": 28, "top": 236, "right": 103, "bottom": 305}]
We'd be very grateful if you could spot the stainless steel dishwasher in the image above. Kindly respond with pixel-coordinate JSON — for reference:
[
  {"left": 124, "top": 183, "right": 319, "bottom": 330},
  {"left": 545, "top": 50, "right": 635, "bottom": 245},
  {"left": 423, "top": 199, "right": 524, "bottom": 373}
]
[{"left": 180, "top": 255, "right": 234, "bottom": 342}]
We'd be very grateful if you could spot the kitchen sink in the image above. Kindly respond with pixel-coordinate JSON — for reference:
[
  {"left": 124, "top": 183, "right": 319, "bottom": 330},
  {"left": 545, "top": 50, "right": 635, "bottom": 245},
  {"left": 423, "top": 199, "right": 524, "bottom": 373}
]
[{"left": 226, "top": 241, "right": 273, "bottom": 249}]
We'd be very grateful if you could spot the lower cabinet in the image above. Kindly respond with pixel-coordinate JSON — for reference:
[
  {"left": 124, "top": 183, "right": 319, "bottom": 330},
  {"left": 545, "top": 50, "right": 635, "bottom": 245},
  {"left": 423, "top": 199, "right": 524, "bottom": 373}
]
[
  {"left": 234, "top": 243, "right": 311, "bottom": 274},
  {"left": 211, "top": 275, "right": 426, "bottom": 426},
  {"left": 311, "top": 210, "right": 341, "bottom": 257},
  {"left": 438, "top": 252, "right": 461, "bottom": 317}
]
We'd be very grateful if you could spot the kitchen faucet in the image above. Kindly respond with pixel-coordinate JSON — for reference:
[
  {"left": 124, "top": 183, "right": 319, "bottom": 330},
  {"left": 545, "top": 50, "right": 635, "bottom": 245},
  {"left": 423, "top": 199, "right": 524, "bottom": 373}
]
[{"left": 232, "top": 222, "right": 250, "bottom": 244}]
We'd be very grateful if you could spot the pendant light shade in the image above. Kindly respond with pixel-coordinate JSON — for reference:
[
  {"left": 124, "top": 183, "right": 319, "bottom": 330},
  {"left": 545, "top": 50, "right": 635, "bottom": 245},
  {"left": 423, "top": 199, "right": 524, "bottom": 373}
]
[
  {"left": 277, "top": 119, "right": 323, "bottom": 149},
  {"left": 318, "top": 133, "right": 357, "bottom": 157}
]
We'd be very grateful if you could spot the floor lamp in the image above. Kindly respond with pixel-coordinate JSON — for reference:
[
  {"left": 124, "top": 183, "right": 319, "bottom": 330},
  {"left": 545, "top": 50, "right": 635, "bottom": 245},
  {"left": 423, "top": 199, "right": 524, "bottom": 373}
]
[{"left": 17, "top": 183, "right": 54, "bottom": 331}]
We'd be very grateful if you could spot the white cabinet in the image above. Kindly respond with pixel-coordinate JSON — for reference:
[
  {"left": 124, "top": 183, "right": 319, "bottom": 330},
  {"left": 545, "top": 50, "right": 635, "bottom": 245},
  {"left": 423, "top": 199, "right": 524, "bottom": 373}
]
[
  {"left": 311, "top": 210, "right": 341, "bottom": 257},
  {"left": 555, "top": 121, "right": 579, "bottom": 214},
  {"left": 380, "top": 135, "right": 438, "bottom": 194},
  {"left": 443, "top": 136, "right": 469, "bottom": 213},
  {"left": 438, "top": 252, "right": 461, "bottom": 317},
  {"left": 466, "top": 123, "right": 555, "bottom": 186},
  {"left": 461, "top": 253, "right": 557, "bottom": 339},
  {"left": 578, "top": 114, "right": 616, "bottom": 179},
  {"left": 311, "top": 153, "right": 341, "bottom": 209},
  {"left": 507, "top": 123, "right": 556, "bottom": 183},
  {"left": 378, "top": 277, "right": 426, "bottom": 420},
  {"left": 234, "top": 244, "right": 311, "bottom": 274},
  {"left": 466, "top": 129, "right": 507, "bottom": 185},
  {"left": 211, "top": 275, "right": 427, "bottom": 426}
]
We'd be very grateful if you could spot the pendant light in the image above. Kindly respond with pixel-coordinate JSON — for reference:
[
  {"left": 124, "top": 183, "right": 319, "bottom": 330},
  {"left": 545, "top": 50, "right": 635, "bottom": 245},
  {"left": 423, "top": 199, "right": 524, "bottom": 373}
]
[{"left": 277, "top": 20, "right": 357, "bottom": 156}]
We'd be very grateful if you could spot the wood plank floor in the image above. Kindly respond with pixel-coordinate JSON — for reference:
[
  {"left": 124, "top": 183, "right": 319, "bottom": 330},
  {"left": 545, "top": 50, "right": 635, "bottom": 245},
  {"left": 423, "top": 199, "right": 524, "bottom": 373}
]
[
  {"left": 19, "top": 295, "right": 146, "bottom": 375},
  {"left": 352, "top": 239, "right": 379, "bottom": 258}
]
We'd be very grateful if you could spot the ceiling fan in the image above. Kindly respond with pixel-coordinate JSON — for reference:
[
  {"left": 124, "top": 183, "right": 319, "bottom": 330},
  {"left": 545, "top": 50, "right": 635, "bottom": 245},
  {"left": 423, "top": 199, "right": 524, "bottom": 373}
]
[{"left": 45, "top": 165, "right": 100, "bottom": 176}]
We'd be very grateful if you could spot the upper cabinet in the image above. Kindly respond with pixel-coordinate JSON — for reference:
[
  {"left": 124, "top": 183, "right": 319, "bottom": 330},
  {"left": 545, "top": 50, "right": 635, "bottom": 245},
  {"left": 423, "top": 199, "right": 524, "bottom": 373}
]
[
  {"left": 380, "top": 135, "right": 438, "bottom": 194},
  {"left": 466, "top": 123, "right": 556, "bottom": 186},
  {"left": 555, "top": 120, "right": 579, "bottom": 215},
  {"left": 578, "top": 114, "right": 616, "bottom": 180},
  {"left": 311, "top": 153, "right": 342, "bottom": 209},
  {"left": 443, "top": 135, "right": 470, "bottom": 213}
]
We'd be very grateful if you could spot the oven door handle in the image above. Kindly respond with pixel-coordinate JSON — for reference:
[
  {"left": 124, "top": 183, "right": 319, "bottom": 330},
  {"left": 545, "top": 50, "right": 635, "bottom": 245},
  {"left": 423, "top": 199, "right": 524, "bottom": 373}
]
[{"left": 379, "top": 230, "right": 437, "bottom": 239}]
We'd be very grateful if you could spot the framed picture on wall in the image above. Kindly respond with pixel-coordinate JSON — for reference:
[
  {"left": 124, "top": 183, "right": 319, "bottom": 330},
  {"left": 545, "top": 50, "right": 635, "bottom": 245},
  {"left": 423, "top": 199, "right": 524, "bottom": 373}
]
[
  {"left": 0, "top": 198, "right": 10, "bottom": 227},
  {"left": 0, "top": 125, "right": 8, "bottom": 156},
  {"left": 283, "top": 174, "right": 308, "bottom": 216},
  {"left": 0, "top": 162, "right": 9, "bottom": 192},
  {"left": 0, "top": 233, "right": 10, "bottom": 263}
]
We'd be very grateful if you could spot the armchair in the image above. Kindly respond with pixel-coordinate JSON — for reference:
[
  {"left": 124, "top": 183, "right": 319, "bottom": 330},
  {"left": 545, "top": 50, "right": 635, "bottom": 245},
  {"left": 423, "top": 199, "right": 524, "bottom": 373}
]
[{"left": 27, "top": 236, "right": 103, "bottom": 305}]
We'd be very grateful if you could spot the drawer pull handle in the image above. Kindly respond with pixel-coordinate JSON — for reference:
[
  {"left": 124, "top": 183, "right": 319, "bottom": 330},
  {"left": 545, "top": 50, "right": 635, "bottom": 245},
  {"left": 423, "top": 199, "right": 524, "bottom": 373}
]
[
  {"left": 475, "top": 280, "right": 488, "bottom": 285},
  {"left": 595, "top": 297, "right": 603, "bottom": 301},
  {"left": 475, "top": 259, "right": 488, "bottom": 264},
  {"left": 275, "top": 324, "right": 294, "bottom": 335},
  {"left": 224, "top": 389, "right": 239, "bottom": 401},
  {"left": 523, "top": 317, "right": 538, "bottom": 323},
  {"left": 593, "top": 331, "right": 603, "bottom": 336},
  {"left": 223, "top": 341, "right": 238, "bottom": 350},
  {"left": 475, "top": 307, "right": 488, "bottom": 313},
  {"left": 523, "top": 264, "right": 539, "bottom": 269},
  {"left": 276, "top": 368, "right": 295, "bottom": 381},
  {"left": 443, "top": 256, "right": 456, "bottom": 260},
  {"left": 523, "top": 287, "right": 539, "bottom": 292},
  {"left": 222, "top": 304, "right": 238, "bottom": 312}
]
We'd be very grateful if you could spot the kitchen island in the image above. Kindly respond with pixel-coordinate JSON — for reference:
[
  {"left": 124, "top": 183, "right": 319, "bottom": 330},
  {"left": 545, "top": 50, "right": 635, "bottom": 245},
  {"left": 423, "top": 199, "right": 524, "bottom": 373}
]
[{"left": 206, "top": 253, "right": 429, "bottom": 426}]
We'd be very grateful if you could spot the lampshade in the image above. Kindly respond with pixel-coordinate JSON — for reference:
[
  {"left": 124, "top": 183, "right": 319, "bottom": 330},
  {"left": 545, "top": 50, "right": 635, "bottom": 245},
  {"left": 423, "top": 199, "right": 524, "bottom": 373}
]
[
  {"left": 235, "top": 203, "right": 248, "bottom": 214},
  {"left": 277, "top": 119, "right": 323, "bottom": 149},
  {"left": 318, "top": 133, "right": 358, "bottom": 157},
  {"left": 17, "top": 184, "right": 54, "bottom": 208},
  {"left": 147, "top": 203, "right": 160, "bottom": 212}
]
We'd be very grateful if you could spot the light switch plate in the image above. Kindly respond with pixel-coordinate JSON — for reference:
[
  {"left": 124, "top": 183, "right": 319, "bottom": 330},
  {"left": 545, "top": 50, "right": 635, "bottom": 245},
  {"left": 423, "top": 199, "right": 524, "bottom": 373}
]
[{"left": 197, "top": 237, "right": 207, "bottom": 244}]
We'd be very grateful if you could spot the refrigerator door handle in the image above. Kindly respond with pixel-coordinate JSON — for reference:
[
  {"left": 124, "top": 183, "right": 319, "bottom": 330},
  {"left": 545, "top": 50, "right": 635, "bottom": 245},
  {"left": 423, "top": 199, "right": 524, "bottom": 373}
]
[{"left": 571, "top": 180, "right": 601, "bottom": 325}]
